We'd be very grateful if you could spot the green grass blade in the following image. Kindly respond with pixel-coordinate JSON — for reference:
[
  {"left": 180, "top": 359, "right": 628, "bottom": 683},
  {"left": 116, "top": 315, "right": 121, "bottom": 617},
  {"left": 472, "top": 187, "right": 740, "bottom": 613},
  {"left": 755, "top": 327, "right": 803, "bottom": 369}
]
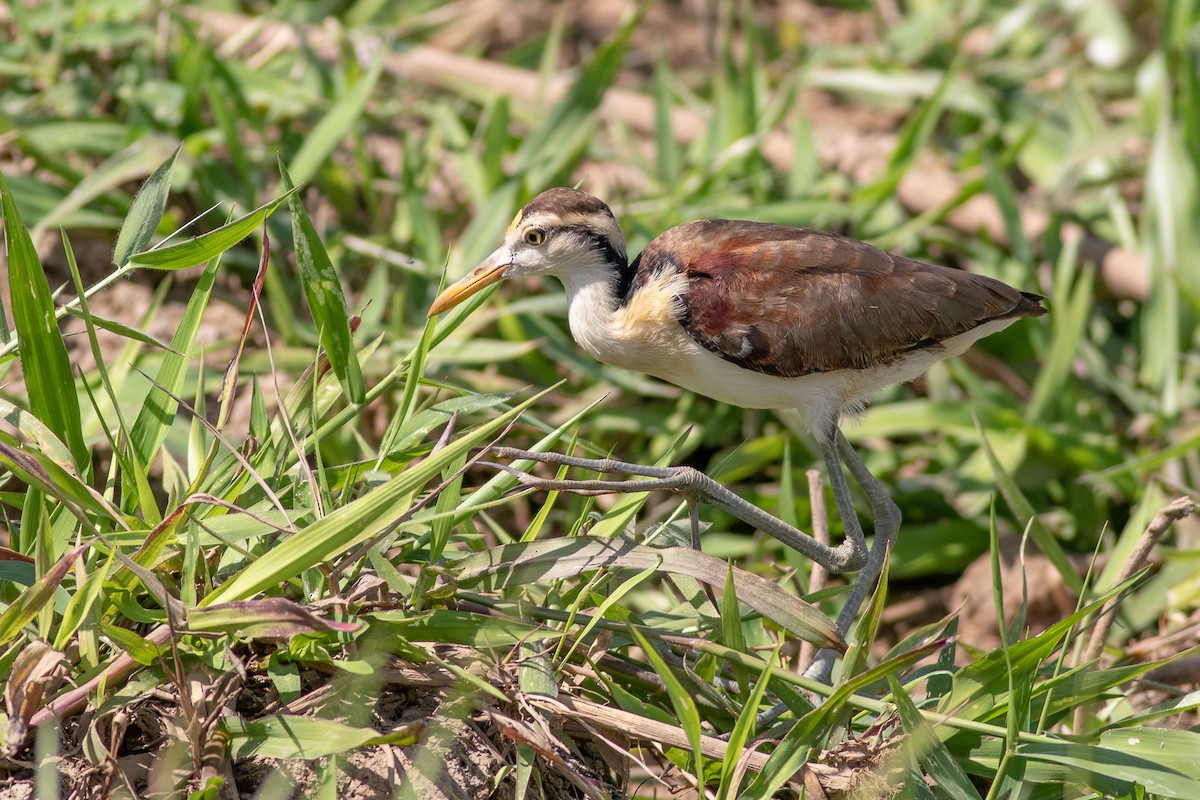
[
  {"left": 52, "top": 548, "right": 116, "bottom": 651},
  {"left": 30, "top": 136, "right": 177, "bottom": 240},
  {"left": 225, "top": 715, "right": 421, "bottom": 761},
  {"left": 627, "top": 623, "right": 705, "bottom": 783},
  {"left": 448, "top": 391, "right": 602, "bottom": 520},
  {"left": 653, "top": 59, "right": 680, "bottom": 187},
  {"left": 716, "top": 643, "right": 776, "bottom": 800},
  {"left": 454, "top": 536, "right": 843, "bottom": 649},
  {"left": 1097, "top": 728, "right": 1200, "bottom": 782},
  {"left": 127, "top": 189, "right": 296, "bottom": 270},
  {"left": 556, "top": 558, "right": 658, "bottom": 667},
  {"left": 61, "top": 306, "right": 176, "bottom": 353},
  {"left": 0, "top": 541, "right": 90, "bottom": 646},
  {"left": 982, "top": 147, "right": 1033, "bottom": 266},
  {"left": 975, "top": 418, "right": 1082, "bottom": 594},
  {"left": 719, "top": 561, "right": 750, "bottom": 695},
  {"left": 1015, "top": 741, "right": 1197, "bottom": 798},
  {"left": 890, "top": 674, "right": 982, "bottom": 799},
  {"left": 0, "top": 398, "right": 76, "bottom": 469},
  {"left": 937, "top": 577, "right": 1137, "bottom": 722},
  {"left": 126, "top": 257, "right": 221, "bottom": 484},
  {"left": 371, "top": 609, "right": 554, "bottom": 650},
  {"left": 741, "top": 638, "right": 947, "bottom": 799},
  {"left": 387, "top": 312, "right": 437, "bottom": 457},
  {"left": 204, "top": 390, "right": 547, "bottom": 603},
  {"left": 512, "top": 4, "right": 645, "bottom": 187},
  {"left": 853, "top": 56, "right": 962, "bottom": 218},
  {"left": 287, "top": 54, "right": 384, "bottom": 186},
  {"left": 280, "top": 159, "right": 365, "bottom": 404},
  {"left": 1026, "top": 234, "right": 1091, "bottom": 422},
  {"left": 1, "top": 175, "right": 87, "bottom": 467},
  {"left": 0, "top": 442, "right": 112, "bottom": 521}
]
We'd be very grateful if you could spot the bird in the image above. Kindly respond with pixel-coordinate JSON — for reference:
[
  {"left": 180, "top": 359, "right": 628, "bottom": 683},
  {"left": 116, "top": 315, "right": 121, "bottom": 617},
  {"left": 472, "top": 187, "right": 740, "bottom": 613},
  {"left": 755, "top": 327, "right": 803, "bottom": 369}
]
[{"left": 428, "top": 187, "right": 1046, "bottom": 679}]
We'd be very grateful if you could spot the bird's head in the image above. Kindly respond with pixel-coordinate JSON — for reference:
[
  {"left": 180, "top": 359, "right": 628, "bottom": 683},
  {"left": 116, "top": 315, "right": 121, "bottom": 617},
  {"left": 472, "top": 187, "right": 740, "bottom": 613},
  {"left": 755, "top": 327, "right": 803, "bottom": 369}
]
[{"left": 428, "top": 188, "right": 628, "bottom": 316}]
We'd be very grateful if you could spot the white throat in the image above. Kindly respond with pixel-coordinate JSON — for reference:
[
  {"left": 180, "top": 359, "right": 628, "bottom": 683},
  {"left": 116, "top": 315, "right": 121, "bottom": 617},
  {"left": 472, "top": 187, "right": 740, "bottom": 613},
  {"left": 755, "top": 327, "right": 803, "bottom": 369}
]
[
  {"left": 549, "top": 258, "right": 697, "bottom": 381},
  {"left": 553, "top": 262, "right": 623, "bottom": 363}
]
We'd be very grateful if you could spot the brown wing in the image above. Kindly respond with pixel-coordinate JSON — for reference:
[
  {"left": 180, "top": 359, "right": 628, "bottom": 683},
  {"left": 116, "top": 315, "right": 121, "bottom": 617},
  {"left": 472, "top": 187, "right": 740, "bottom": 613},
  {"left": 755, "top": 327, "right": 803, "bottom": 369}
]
[{"left": 633, "top": 220, "right": 1045, "bottom": 378}]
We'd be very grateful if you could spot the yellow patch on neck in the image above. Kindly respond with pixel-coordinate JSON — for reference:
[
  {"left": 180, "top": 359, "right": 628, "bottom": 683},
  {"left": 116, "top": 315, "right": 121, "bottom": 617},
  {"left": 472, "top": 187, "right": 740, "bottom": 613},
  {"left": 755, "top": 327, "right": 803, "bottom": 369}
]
[{"left": 615, "top": 270, "right": 687, "bottom": 335}]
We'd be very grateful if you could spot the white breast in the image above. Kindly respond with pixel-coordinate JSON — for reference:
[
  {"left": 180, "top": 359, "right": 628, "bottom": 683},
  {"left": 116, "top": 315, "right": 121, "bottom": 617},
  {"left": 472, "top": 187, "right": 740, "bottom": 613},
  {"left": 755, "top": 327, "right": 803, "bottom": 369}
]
[{"left": 559, "top": 268, "right": 1018, "bottom": 435}]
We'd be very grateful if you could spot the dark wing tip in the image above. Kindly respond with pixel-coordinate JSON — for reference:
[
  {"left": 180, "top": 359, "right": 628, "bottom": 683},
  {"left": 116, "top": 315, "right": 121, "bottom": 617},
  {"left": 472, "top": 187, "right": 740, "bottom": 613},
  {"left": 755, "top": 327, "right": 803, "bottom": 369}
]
[{"left": 1014, "top": 291, "right": 1048, "bottom": 318}]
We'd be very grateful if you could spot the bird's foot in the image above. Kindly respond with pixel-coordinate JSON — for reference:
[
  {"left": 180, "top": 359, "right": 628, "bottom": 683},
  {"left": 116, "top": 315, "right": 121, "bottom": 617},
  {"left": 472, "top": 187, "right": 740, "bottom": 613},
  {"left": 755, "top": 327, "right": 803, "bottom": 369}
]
[
  {"left": 483, "top": 446, "right": 867, "bottom": 573},
  {"left": 482, "top": 444, "right": 897, "bottom": 688}
]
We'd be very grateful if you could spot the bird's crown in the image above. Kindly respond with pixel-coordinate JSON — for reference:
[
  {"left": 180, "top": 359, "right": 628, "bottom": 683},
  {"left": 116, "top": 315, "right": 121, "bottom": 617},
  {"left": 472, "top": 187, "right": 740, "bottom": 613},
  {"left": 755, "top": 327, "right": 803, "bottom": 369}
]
[{"left": 509, "top": 188, "right": 616, "bottom": 233}]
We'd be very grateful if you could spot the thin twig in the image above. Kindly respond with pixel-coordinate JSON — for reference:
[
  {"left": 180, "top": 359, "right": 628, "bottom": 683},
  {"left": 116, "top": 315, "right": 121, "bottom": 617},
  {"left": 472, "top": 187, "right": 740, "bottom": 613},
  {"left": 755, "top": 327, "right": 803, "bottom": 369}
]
[
  {"left": 1082, "top": 496, "right": 1197, "bottom": 666},
  {"left": 1080, "top": 501, "right": 1200, "bottom": 738},
  {"left": 1073, "top": 497, "right": 1197, "bottom": 733},
  {"left": 798, "top": 469, "right": 830, "bottom": 668}
]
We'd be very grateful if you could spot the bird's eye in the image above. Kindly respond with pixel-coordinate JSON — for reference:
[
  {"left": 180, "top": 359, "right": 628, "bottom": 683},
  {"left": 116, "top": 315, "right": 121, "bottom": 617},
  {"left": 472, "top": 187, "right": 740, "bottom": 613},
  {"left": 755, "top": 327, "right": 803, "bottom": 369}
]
[{"left": 524, "top": 228, "right": 545, "bottom": 246}]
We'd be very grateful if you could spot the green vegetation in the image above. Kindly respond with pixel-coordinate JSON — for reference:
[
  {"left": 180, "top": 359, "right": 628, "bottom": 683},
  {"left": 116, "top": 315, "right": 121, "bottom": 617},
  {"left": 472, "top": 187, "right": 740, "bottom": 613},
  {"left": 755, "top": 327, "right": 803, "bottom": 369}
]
[{"left": 1, "top": 1, "right": 1198, "bottom": 797}]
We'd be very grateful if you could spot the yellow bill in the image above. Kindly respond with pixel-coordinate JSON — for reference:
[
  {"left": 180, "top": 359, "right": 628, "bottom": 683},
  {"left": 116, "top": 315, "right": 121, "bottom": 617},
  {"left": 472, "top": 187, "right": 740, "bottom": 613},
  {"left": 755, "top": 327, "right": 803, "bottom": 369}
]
[{"left": 427, "top": 248, "right": 511, "bottom": 317}]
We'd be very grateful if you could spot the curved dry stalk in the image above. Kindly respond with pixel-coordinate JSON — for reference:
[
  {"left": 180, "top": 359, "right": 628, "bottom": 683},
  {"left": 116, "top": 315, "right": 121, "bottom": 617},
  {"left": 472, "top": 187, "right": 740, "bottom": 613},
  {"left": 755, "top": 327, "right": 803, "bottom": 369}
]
[{"left": 1082, "top": 496, "right": 1197, "bottom": 666}]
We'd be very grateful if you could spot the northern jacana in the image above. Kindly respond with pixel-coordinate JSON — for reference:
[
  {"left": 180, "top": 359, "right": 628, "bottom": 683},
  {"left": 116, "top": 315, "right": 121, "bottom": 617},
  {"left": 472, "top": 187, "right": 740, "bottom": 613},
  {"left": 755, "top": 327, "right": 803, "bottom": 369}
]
[{"left": 429, "top": 188, "right": 1045, "bottom": 678}]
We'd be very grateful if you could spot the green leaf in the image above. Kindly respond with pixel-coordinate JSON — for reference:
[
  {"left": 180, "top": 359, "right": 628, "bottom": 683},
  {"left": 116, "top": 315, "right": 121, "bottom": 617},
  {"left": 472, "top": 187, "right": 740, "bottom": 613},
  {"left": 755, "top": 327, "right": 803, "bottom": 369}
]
[
  {"left": 1026, "top": 234, "right": 1091, "bottom": 423},
  {"left": 127, "top": 189, "right": 295, "bottom": 270},
  {"left": 975, "top": 418, "right": 1082, "bottom": 595},
  {"left": 1, "top": 175, "right": 87, "bottom": 467},
  {"left": 889, "top": 674, "right": 982, "bottom": 800},
  {"left": 225, "top": 715, "right": 422, "bottom": 760},
  {"left": 1017, "top": 741, "right": 1198, "bottom": 798},
  {"left": 512, "top": 4, "right": 645, "bottom": 187},
  {"left": 187, "top": 599, "right": 361, "bottom": 639},
  {"left": 852, "top": 56, "right": 962, "bottom": 217},
  {"left": 370, "top": 609, "right": 558, "bottom": 650},
  {"left": 31, "top": 136, "right": 178, "bottom": 241},
  {"left": 0, "top": 542, "right": 90, "bottom": 646},
  {"left": 280, "top": 159, "right": 364, "bottom": 404},
  {"left": 653, "top": 59, "right": 680, "bottom": 186},
  {"left": 716, "top": 645, "right": 775, "bottom": 800},
  {"left": 0, "top": 561, "right": 36, "bottom": 586},
  {"left": 938, "top": 577, "right": 1138, "bottom": 722},
  {"left": 53, "top": 548, "right": 116, "bottom": 651},
  {"left": 0, "top": 442, "right": 111, "bottom": 521},
  {"left": 113, "top": 145, "right": 180, "bottom": 267},
  {"left": 1097, "top": 728, "right": 1200, "bottom": 782},
  {"left": 740, "top": 639, "right": 946, "bottom": 800},
  {"left": 453, "top": 536, "right": 844, "bottom": 650},
  {"left": 0, "top": 398, "right": 77, "bottom": 470},
  {"left": 61, "top": 306, "right": 177, "bottom": 352},
  {"left": 102, "top": 621, "right": 166, "bottom": 665},
  {"left": 386, "top": 393, "right": 514, "bottom": 454}
]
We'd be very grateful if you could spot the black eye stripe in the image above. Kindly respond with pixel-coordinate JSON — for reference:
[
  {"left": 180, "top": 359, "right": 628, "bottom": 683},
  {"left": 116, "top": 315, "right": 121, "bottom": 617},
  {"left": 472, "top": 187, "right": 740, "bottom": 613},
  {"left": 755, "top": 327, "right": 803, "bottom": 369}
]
[{"left": 581, "top": 229, "right": 624, "bottom": 270}]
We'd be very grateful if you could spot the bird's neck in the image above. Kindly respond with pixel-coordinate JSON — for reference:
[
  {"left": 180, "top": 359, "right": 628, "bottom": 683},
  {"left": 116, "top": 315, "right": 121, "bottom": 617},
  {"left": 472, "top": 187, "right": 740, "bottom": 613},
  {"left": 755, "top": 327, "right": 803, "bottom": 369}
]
[{"left": 553, "top": 257, "right": 630, "bottom": 362}]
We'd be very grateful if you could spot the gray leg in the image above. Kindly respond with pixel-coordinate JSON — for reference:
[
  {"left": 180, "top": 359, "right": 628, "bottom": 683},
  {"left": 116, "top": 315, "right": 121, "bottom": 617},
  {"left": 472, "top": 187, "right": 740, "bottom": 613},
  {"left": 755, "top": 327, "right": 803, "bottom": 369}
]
[
  {"left": 833, "top": 432, "right": 901, "bottom": 640},
  {"left": 802, "top": 432, "right": 901, "bottom": 682},
  {"left": 486, "top": 442, "right": 895, "bottom": 685},
  {"left": 815, "top": 433, "right": 870, "bottom": 581}
]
